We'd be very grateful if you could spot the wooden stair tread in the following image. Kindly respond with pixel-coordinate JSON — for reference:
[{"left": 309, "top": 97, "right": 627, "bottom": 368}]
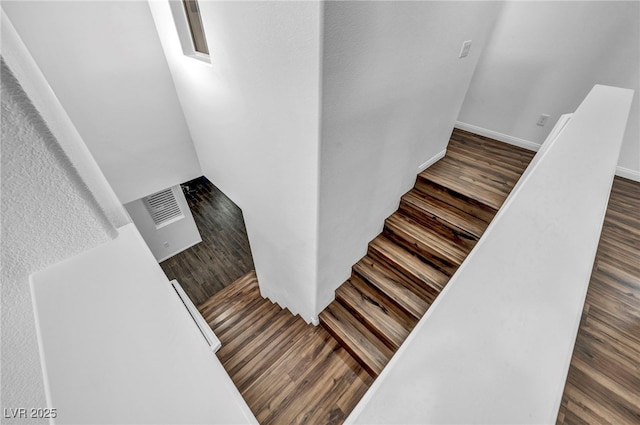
[
  {"left": 420, "top": 158, "right": 508, "bottom": 210},
  {"left": 368, "top": 235, "right": 448, "bottom": 293},
  {"left": 228, "top": 314, "right": 311, "bottom": 393},
  {"left": 319, "top": 302, "right": 393, "bottom": 378},
  {"left": 223, "top": 314, "right": 309, "bottom": 384},
  {"left": 440, "top": 155, "right": 518, "bottom": 196},
  {"left": 250, "top": 327, "right": 360, "bottom": 425},
  {"left": 414, "top": 178, "right": 496, "bottom": 224},
  {"left": 384, "top": 212, "right": 474, "bottom": 275},
  {"left": 198, "top": 270, "right": 258, "bottom": 314},
  {"left": 447, "top": 133, "right": 533, "bottom": 174},
  {"left": 214, "top": 300, "right": 282, "bottom": 348},
  {"left": 216, "top": 304, "right": 292, "bottom": 364},
  {"left": 353, "top": 255, "right": 433, "bottom": 320},
  {"left": 199, "top": 283, "right": 263, "bottom": 331},
  {"left": 451, "top": 129, "right": 535, "bottom": 166},
  {"left": 400, "top": 189, "right": 488, "bottom": 239},
  {"left": 337, "top": 275, "right": 417, "bottom": 350},
  {"left": 446, "top": 143, "right": 528, "bottom": 181}
]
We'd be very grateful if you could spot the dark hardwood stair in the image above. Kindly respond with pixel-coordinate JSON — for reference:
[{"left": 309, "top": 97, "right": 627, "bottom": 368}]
[
  {"left": 414, "top": 177, "right": 497, "bottom": 224},
  {"left": 319, "top": 129, "right": 535, "bottom": 379},
  {"left": 197, "top": 129, "right": 536, "bottom": 422},
  {"left": 368, "top": 235, "right": 448, "bottom": 294},
  {"left": 321, "top": 302, "right": 394, "bottom": 377},
  {"left": 336, "top": 275, "right": 417, "bottom": 351},
  {"left": 353, "top": 255, "right": 432, "bottom": 320},
  {"left": 383, "top": 212, "right": 474, "bottom": 275},
  {"left": 399, "top": 189, "right": 488, "bottom": 239}
]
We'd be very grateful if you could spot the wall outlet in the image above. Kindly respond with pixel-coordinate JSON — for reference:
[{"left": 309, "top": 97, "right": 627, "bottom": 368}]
[
  {"left": 163, "top": 241, "right": 170, "bottom": 248},
  {"left": 459, "top": 40, "right": 472, "bottom": 58},
  {"left": 537, "top": 114, "right": 550, "bottom": 126}
]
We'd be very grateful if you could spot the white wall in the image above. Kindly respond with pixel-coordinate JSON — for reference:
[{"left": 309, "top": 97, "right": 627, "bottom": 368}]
[
  {"left": 317, "top": 1, "right": 504, "bottom": 311},
  {"left": 1, "top": 0, "right": 202, "bottom": 204},
  {"left": 149, "top": 0, "right": 323, "bottom": 321},
  {"left": 1, "top": 59, "right": 115, "bottom": 423},
  {"left": 124, "top": 185, "right": 202, "bottom": 262},
  {"left": 458, "top": 1, "right": 640, "bottom": 180},
  {"left": 30, "top": 224, "right": 256, "bottom": 424}
]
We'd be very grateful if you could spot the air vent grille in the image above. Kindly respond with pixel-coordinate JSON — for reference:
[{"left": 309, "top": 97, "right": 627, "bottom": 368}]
[{"left": 143, "top": 187, "right": 184, "bottom": 228}]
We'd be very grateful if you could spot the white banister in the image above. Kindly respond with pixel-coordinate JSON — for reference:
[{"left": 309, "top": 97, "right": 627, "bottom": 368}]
[
  {"left": 170, "top": 279, "right": 222, "bottom": 352},
  {"left": 346, "top": 85, "right": 634, "bottom": 424}
]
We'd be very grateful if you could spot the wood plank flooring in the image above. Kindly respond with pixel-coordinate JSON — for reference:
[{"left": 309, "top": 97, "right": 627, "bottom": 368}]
[
  {"left": 160, "top": 177, "right": 255, "bottom": 306},
  {"left": 198, "top": 272, "right": 373, "bottom": 424},
  {"left": 319, "top": 128, "right": 535, "bottom": 377},
  {"left": 557, "top": 176, "right": 640, "bottom": 424}
]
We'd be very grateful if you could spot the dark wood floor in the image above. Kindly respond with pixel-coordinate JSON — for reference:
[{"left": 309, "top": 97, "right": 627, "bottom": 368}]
[
  {"left": 557, "top": 176, "right": 640, "bottom": 424},
  {"left": 160, "top": 177, "right": 254, "bottom": 307},
  {"left": 198, "top": 272, "right": 373, "bottom": 424}
]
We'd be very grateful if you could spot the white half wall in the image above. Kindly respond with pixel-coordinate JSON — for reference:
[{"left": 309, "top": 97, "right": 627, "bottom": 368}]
[
  {"left": 317, "top": 1, "right": 504, "bottom": 312},
  {"left": 124, "top": 185, "right": 202, "bottom": 262},
  {"left": 348, "top": 84, "right": 633, "bottom": 424},
  {"left": 458, "top": 1, "right": 640, "bottom": 180},
  {"left": 1, "top": 0, "right": 202, "bottom": 204},
  {"left": 1, "top": 59, "right": 115, "bottom": 423},
  {"left": 149, "top": 0, "right": 322, "bottom": 321},
  {"left": 30, "top": 224, "right": 256, "bottom": 424}
]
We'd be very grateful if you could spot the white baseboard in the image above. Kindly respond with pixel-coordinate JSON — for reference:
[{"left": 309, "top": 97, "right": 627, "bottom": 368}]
[
  {"left": 260, "top": 287, "right": 320, "bottom": 326},
  {"left": 455, "top": 121, "right": 541, "bottom": 152},
  {"left": 170, "top": 279, "right": 221, "bottom": 352},
  {"left": 455, "top": 121, "right": 640, "bottom": 182},
  {"left": 417, "top": 149, "right": 447, "bottom": 173},
  {"left": 616, "top": 166, "right": 640, "bottom": 182},
  {"left": 156, "top": 239, "right": 202, "bottom": 263}
]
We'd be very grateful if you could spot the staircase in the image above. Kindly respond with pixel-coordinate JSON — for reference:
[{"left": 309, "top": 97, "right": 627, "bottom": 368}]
[
  {"left": 319, "top": 129, "right": 534, "bottom": 377},
  {"left": 197, "top": 129, "right": 535, "bottom": 423}
]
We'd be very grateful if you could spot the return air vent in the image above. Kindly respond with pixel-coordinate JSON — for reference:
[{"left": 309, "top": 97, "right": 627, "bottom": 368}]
[{"left": 143, "top": 187, "right": 184, "bottom": 228}]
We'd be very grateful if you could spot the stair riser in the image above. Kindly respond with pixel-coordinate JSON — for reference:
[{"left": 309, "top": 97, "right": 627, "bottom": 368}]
[
  {"left": 367, "top": 246, "right": 442, "bottom": 300},
  {"left": 316, "top": 131, "right": 530, "bottom": 390},
  {"left": 352, "top": 261, "right": 429, "bottom": 320},
  {"left": 335, "top": 297, "right": 398, "bottom": 351},
  {"left": 400, "top": 191, "right": 488, "bottom": 240},
  {"left": 320, "top": 319, "right": 380, "bottom": 378},
  {"left": 398, "top": 200, "right": 479, "bottom": 252},
  {"left": 382, "top": 225, "right": 461, "bottom": 276},
  {"left": 414, "top": 177, "right": 496, "bottom": 223}
]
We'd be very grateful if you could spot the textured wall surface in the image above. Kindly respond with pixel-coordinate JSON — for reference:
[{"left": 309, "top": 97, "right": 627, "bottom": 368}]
[
  {"left": 1, "top": 60, "right": 114, "bottom": 422},
  {"left": 1, "top": 11, "right": 130, "bottom": 230},
  {"left": 2, "top": 0, "right": 202, "bottom": 204},
  {"left": 458, "top": 1, "right": 639, "bottom": 178}
]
